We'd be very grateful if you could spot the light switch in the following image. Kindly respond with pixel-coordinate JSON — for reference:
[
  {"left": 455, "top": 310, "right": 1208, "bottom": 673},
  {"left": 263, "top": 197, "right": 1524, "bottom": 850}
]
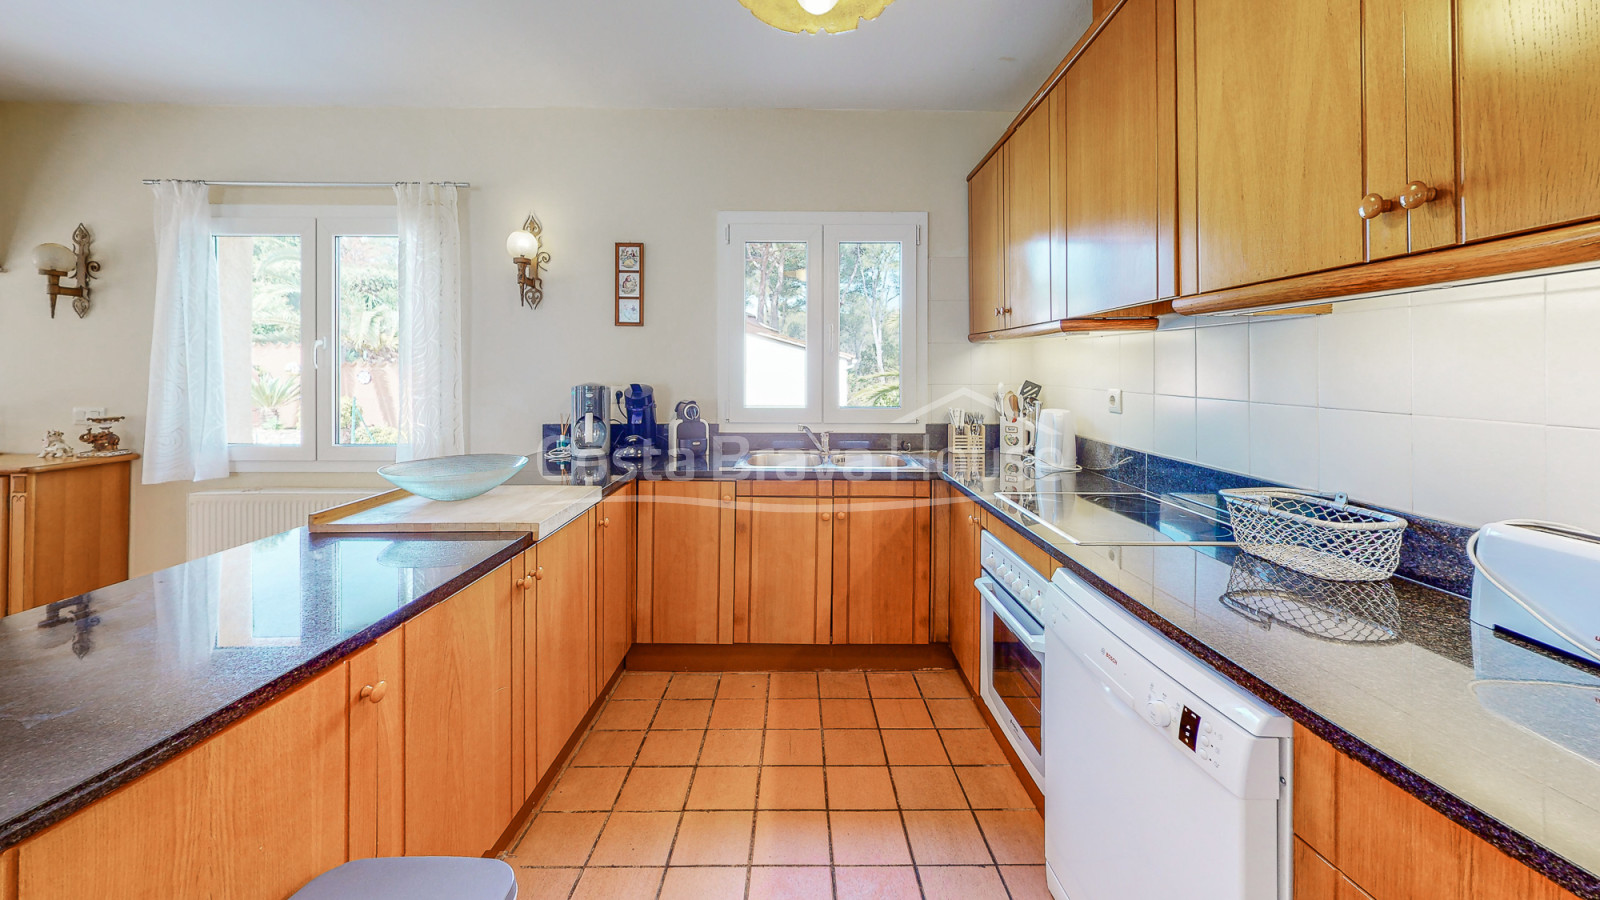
[
  {"left": 73, "top": 407, "right": 106, "bottom": 425},
  {"left": 1107, "top": 389, "right": 1123, "bottom": 415}
]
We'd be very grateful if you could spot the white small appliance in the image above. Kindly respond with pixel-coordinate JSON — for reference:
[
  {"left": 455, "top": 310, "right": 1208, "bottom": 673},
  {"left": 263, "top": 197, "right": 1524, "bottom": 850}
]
[
  {"left": 1469, "top": 520, "right": 1600, "bottom": 664},
  {"left": 1034, "top": 408, "right": 1078, "bottom": 472},
  {"left": 976, "top": 530, "right": 1050, "bottom": 785},
  {"left": 1044, "top": 566, "right": 1291, "bottom": 900}
]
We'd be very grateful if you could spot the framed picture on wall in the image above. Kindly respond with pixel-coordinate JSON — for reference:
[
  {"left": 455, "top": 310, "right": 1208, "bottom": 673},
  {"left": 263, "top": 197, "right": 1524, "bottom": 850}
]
[{"left": 615, "top": 242, "right": 643, "bottom": 326}]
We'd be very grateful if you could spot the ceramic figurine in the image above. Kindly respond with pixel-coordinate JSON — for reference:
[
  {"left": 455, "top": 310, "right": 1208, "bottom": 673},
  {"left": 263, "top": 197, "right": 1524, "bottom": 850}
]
[
  {"left": 38, "top": 430, "right": 76, "bottom": 459},
  {"left": 79, "top": 416, "right": 132, "bottom": 456}
]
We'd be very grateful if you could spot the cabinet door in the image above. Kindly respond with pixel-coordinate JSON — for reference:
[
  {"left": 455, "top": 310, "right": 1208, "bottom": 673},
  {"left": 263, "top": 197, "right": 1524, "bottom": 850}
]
[
  {"left": 349, "top": 630, "right": 405, "bottom": 860},
  {"left": 639, "top": 481, "right": 733, "bottom": 643},
  {"left": 831, "top": 488, "right": 932, "bottom": 644},
  {"left": 968, "top": 152, "right": 1007, "bottom": 335},
  {"left": 1192, "top": 0, "right": 1365, "bottom": 291},
  {"left": 403, "top": 565, "right": 513, "bottom": 857},
  {"left": 7, "top": 462, "right": 131, "bottom": 615},
  {"left": 595, "top": 487, "right": 636, "bottom": 684},
  {"left": 1457, "top": 0, "right": 1600, "bottom": 242},
  {"left": 1066, "top": 0, "right": 1164, "bottom": 316},
  {"left": 734, "top": 491, "right": 832, "bottom": 643},
  {"left": 535, "top": 513, "right": 596, "bottom": 780},
  {"left": 948, "top": 497, "right": 984, "bottom": 684},
  {"left": 17, "top": 665, "right": 347, "bottom": 900},
  {"left": 1005, "top": 103, "right": 1056, "bottom": 327}
]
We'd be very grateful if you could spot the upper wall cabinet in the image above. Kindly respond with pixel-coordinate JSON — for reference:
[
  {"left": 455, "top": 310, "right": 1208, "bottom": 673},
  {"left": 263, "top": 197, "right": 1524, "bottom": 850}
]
[
  {"left": 1004, "top": 101, "right": 1059, "bottom": 328},
  {"left": 968, "top": 152, "right": 1007, "bottom": 335}
]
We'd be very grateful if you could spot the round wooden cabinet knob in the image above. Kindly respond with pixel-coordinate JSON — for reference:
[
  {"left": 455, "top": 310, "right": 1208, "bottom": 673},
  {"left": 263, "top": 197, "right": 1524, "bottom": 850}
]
[
  {"left": 520, "top": 574, "right": 535, "bottom": 590},
  {"left": 836, "top": 511, "right": 846, "bottom": 520},
  {"left": 994, "top": 307, "right": 1004, "bottom": 317},
  {"left": 1357, "top": 193, "right": 1395, "bottom": 220},
  {"left": 360, "top": 681, "right": 388, "bottom": 704},
  {"left": 1398, "top": 180, "right": 1439, "bottom": 209},
  {"left": 599, "top": 516, "right": 611, "bottom": 527},
  {"left": 534, "top": 566, "right": 545, "bottom": 581},
  {"left": 820, "top": 512, "right": 830, "bottom": 521},
  {"left": 723, "top": 494, "right": 733, "bottom": 503}
]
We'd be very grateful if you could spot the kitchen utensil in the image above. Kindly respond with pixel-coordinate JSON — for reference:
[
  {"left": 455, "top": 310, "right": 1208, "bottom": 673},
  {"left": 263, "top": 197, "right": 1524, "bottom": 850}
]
[
  {"left": 1469, "top": 520, "right": 1600, "bottom": 663},
  {"left": 377, "top": 453, "right": 529, "bottom": 502},
  {"left": 1220, "top": 488, "right": 1407, "bottom": 581}
]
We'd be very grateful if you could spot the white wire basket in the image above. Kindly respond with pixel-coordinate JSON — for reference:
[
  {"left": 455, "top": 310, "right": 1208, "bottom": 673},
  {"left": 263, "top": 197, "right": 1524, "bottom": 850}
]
[{"left": 1219, "top": 488, "right": 1408, "bottom": 582}]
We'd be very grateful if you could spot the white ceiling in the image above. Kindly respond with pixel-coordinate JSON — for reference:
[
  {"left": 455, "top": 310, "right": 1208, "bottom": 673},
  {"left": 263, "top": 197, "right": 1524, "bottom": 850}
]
[{"left": 0, "top": 0, "right": 1091, "bottom": 111}]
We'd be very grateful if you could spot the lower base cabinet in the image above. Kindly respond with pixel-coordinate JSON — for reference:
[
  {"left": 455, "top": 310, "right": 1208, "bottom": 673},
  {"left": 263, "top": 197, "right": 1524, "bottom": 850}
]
[
  {"left": 734, "top": 485, "right": 832, "bottom": 644},
  {"left": 832, "top": 484, "right": 932, "bottom": 644},
  {"left": 348, "top": 630, "right": 405, "bottom": 859},
  {"left": 948, "top": 496, "right": 983, "bottom": 684},
  {"left": 532, "top": 512, "right": 596, "bottom": 783}
]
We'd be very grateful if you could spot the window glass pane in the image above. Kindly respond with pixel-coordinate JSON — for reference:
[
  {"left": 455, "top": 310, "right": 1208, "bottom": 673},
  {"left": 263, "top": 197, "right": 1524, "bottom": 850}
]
[
  {"left": 742, "top": 241, "right": 809, "bottom": 408},
  {"left": 837, "top": 241, "right": 903, "bottom": 408},
  {"left": 217, "top": 234, "right": 304, "bottom": 446},
  {"left": 334, "top": 235, "right": 400, "bottom": 446}
]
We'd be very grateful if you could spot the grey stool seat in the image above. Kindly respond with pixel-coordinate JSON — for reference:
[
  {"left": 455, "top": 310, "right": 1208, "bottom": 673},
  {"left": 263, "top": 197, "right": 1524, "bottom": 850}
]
[{"left": 291, "top": 857, "right": 517, "bottom": 900}]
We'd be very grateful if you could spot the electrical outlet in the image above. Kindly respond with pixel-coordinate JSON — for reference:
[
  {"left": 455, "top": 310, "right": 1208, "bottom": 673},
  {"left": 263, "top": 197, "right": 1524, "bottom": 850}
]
[
  {"left": 73, "top": 407, "right": 106, "bottom": 425},
  {"left": 1107, "top": 389, "right": 1123, "bottom": 415}
]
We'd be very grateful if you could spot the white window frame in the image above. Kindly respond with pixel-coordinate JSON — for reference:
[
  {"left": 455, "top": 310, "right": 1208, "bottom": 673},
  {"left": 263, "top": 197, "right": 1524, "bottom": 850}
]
[
  {"left": 213, "top": 205, "right": 400, "bottom": 472},
  {"left": 717, "top": 211, "right": 926, "bottom": 429}
]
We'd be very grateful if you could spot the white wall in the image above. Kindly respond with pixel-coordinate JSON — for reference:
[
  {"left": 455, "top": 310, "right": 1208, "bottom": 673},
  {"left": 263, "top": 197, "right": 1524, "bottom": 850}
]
[
  {"left": 1005, "top": 269, "right": 1600, "bottom": 531},
  {"left": 0, "top": 102, "right": 1011, "bottom": 574}
]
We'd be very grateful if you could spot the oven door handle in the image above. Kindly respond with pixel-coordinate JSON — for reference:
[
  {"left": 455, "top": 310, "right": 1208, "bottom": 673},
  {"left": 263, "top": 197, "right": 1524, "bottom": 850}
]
[{"left": 975, "top": 577, "right": 1046, "bottom": 657}]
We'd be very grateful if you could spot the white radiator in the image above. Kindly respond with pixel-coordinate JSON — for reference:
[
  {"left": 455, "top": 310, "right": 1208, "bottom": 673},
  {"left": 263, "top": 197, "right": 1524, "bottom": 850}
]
[{"left": 187, "top": 489, "right": 374, "bottom": 559}]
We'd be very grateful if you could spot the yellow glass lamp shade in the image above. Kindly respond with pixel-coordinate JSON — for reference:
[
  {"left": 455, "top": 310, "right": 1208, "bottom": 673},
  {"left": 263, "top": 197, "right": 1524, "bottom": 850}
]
[
  {"left": 738, "top": 0, "right": 896, "bottom": 34},
  {"left": 32, "top": 242, "right": 76, "bottom": 274},
  {"left": 505, "top": 228, "right": 540, "bottom": 260}
]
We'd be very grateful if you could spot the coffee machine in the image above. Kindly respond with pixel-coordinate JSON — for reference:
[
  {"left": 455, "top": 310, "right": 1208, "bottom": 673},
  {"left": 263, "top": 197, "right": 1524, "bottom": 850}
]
[
  {"left": 571, "top": 383, "right": 610, "bottom": 460},
  {"left": 615, "top": 384, "right": 657, "bottom": 461},
  {"left": 669, "top": 400, "right": 709, "bottom": 465}
]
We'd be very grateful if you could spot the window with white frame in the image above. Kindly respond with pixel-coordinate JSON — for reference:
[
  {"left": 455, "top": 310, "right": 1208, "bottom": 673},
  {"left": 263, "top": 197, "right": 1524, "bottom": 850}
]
[
  {"left": 212, "top": 206, "right": 400, "bottom": 468},
  {"left": 717, "top": 212, "right": 925, "bottom": 425}
]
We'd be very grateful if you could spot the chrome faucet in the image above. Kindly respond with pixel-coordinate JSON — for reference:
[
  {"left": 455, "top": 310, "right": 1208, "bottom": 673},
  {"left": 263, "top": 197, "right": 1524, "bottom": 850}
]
[{"left": 799, "top": 425, "right": 830, "bottom": 453}]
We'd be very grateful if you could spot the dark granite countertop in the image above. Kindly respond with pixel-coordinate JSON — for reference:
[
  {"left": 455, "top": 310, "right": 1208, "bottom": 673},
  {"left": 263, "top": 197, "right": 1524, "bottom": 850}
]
[{"left": 944, "top": 464, "right": 1600, "bottom": 898}]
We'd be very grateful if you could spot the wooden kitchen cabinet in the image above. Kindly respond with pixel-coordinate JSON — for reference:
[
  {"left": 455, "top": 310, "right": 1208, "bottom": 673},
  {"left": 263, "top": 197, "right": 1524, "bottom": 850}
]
[
  {"left": 969, "top": 151, "right": 1007, "bottom": 335},
  {"left": 638, "top": 480, "right": 734, "bottom": 644},
  {"left": 733, "top": 483, "right": 832, "bottom": 643},
  {"left": 595, "top": 485, "right": 636, "bottom": 685},
  {"left": 532, "top": 513, "right": 595, "bottom": 781},
  {"left": 16, "top": 663, "right": 347, "bottom": 900},
  {"left": 1003, "top": 99, "right": 1058, "bottom": 328},
  {"left": 831, "top": 483, "right": 931, "bottom": 644},
  {"left": 1, "top": 454, "right": 133, "bottom": 616},
  {"left": 403, "top": 564, "right": 513, "bottom": 857},
  {"left": 948, "top": 495, "right": 984, "bottom": 684},
  {"left": 348, "top": 630, "right": 405, "bottom": 860}
]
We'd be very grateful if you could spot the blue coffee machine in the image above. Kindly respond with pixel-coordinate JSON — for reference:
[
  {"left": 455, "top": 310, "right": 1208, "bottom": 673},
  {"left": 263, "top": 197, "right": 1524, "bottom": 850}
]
[{"left": 615, "top": 384, "right": 657, "bottom": 460}]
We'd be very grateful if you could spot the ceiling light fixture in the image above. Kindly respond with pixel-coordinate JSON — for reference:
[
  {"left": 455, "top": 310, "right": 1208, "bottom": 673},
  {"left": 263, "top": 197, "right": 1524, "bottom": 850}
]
[{"left": 738, "top": 0, "right": 896, "bottom": 34}]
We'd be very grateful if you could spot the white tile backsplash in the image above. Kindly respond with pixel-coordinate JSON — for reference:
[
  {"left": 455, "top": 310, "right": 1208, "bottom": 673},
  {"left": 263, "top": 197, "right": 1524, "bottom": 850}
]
[
  {"left": 1412, "top": 416, "right": 1545, "bottom": 525},
  {"left": 1120, "top": 332, "right": 1155, "bottom": 394},
  {"left": 1153, "top": 328, "right": 1197, "bottom": 397},
  {"left": 1413, "top": 294, "right": 1545, "bottom": 424},
  {"left": 1319, "top": 306, "right": 1413, "bottom": 414},
  {"left": 1195, "top": 324, "right": 1250, "bottom": 401},
  {"left": 928, "top": 300, "right": 969, "bottom": 345},
  {"left": 1249, "top": 317, "right": 1319, "bottom": 406},
  {"left": 1318, "top": 409, "right": 1412, "bottom": 512},
  {"left": 1195, "top": 399, "right": 1250, "bottom": 474},
  {"left": 1546, "top": 426, "right": 1600, "bottom": 533},
  {"left": 1249, "top": 403, "right": 1319, "bottom": 487},
  {"left": 1117, "top": 390, "right": 1155, "bottom": 451},
  {"left": 1545, "top": 291, "right": 1600, "bottom": 429},
  {"left": 1153, "top": 395, "right": 1197, "bottom": 461}
]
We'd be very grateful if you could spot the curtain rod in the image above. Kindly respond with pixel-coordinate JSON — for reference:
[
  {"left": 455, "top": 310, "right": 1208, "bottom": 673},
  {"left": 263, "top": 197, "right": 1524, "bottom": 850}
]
[{"left": 140, "top": 180, "right": 470, "bottom": 188}]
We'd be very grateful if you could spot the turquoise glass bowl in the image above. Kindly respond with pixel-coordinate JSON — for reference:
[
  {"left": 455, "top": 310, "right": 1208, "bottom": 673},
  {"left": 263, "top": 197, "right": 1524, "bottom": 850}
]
[{"left": 377, "top": 453, "right": 529, "bottom": 501}]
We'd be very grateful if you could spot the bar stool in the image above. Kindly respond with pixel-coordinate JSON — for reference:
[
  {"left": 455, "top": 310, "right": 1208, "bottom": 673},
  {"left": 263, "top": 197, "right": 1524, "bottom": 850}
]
[{"left": 290, "top": 857, "right": 517, "bottom": 900}]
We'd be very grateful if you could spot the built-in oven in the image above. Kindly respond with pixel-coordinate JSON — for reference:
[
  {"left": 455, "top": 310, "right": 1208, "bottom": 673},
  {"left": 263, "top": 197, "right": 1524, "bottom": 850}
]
[{"left": 976, "top": 530, "right": 1051, "bottom": 786}]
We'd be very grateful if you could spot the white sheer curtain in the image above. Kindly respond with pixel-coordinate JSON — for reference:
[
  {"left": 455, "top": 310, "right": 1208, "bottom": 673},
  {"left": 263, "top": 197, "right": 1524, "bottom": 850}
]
[
  {"left": 144, "top": 180, "right": 228, "bottom": 484},
  {"left": 394, "top": 182, "right": 464, "bottom": 461}
]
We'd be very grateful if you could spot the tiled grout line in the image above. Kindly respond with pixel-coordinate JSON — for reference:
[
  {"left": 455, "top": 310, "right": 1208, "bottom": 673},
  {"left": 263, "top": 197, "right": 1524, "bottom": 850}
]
[{"left": 923, "top": 680, "right": 1019, "bottom": 900}]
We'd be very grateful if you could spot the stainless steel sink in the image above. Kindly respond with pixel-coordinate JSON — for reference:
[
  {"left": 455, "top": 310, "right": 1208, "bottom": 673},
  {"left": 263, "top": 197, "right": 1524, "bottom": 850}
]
[
  {"left": 742, "top": 451, "right": 827, "bottom": 468},
  {"left": 830, "top": 452, "right": 914, "bottom": 469}
]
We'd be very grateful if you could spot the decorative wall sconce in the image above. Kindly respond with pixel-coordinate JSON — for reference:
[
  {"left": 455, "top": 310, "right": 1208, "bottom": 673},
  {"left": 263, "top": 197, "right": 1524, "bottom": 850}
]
[
  {"left": 33, "top": 224, "right": 101, "bottom": 319},
  {"left": 506, "top": 214, "right": 552, "bottom": 309}
]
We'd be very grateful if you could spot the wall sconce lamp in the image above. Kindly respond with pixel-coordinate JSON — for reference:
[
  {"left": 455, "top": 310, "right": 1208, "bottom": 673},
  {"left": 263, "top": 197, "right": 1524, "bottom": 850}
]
[
  {"left": 33, "top": 224, "right": 100, "bottom": 319},
  {"left": 506, "top": 214, "right": 552, "bottom": 309}
]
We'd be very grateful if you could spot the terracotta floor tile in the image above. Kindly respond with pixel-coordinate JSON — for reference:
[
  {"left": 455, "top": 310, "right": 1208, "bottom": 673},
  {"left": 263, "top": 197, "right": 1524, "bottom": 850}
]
[
  {"left": 654, "top": 698, "right": 714, "bottom": 730},
  {"left": 746, "top": 866, "right": 833, "bottom": 900},
  {"left": 976, "top": 809, "right": 1045, "bottom": 864},
  {"left": 505, "top": 811, "right": 606, "bottom": 867},
  {"left": 758, "top": 766, "right": 826, "bottom": 810},
  {"left": 823, "top": 729, "right": 887, "bottom": 766},
  {"left": 829, "top": 811, "right": 912, "bottom": 866},
  {"left": 636, "top": 729, "right": 705, "bottom": 767},
  {"left": 926, "top": 698, "right": 986, "bottom": 730},
  {"left": 588, "top": 811, "right": 681, "bottom": 866},
  {"left": 709, "top": 697, "right": 766, "bottom": 730},
  {"left": 594, "top": 699, "right": 657, "bottom": 730},
  {"left": 764, "top": 730, "right": 824, "bottom": 766},
  {"left": 826, "top": 766, "right": 899, "bottom": 810},
  {"left": 832, "top": 866, "right": 921, "bottom": 900},
  {"left": 612, "top": 671, "right": 672, "bottom": 700},
  {"left": 700, "top": 730, "right": 764, "bottom": 766},
  {"left": 570, "top": 729, "right": 645, "bottom": 767},
  {"left": 767, "top": 697, "right": 822, "bottom": 729},
  {"left": 659, "top": 866, "right": 749, "bottom": 900},
  {"left": 615, "top": 767, "right": 694, "bottom": 811},
  {"left": 902, "top": 810, "right": 992, "bottom": 865},
  {"left": 717, "top": 672, "right": 770, "bottom": 699},
  {"left": 542, "top": 767, "right": 628, "bottom": 812},
  {"left": 570, "top": 866, "right": 664, "bottom": 900},
  {"left": 686, "top": 766, "right": 761, "bottom": 810},
  {"left": 956, "top": 766, "right": 1034, "bottom": 809},
  {"left": 881, "top": 729, "right": 949, "bottom": 766},
  {"left": 670, "top": 810, "right": 755, "bottom": 866},
  {"left": 820, "top": 698, "right": 878, "bottom": 729},
  {"left": 872, "top": 698, "right": 933, "bottom": 729},
  {"left": 511, "top": 866, "right": 581, "bottom": 900},
  {"left": 769, "top": 672, "right": 820, "bottom": 698},
  {"left": 1000, "top": 864, "right": 1052, "bottom": 900},
  {"left": 665, "top": 673, "right": 721, "bottom": 700},
  {"left": 914, "top": 670, "right": 970, "bottom": 699},
  {"left": 751, "top": 810, "right": 831, "bottom": 865},
  {"left": 916, "top": 865, "right": 1008, "bottom": 900},
  {"left": 818, "top": 671, "right": 870, "bottom": 698},
  {"left": 866, "top": 672, "right": 921, "bottom": 698},
  {"left": 889, "top": 766, "right": 968, "bottom": 810},
  {"left": 939, "top": 729, "right": 1007, "bottom": 766}
]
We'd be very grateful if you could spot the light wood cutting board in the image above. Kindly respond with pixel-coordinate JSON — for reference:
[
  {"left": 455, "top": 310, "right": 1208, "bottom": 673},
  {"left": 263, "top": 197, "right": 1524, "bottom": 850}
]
[{"left": 308, "top": 485, "right": 602, "bottom": 537}]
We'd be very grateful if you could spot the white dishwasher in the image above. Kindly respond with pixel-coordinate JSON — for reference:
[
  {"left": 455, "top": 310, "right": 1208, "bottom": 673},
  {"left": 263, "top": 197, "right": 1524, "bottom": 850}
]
[{"left": 1043, "top": 566, "right": 1292, "bottom": 900}]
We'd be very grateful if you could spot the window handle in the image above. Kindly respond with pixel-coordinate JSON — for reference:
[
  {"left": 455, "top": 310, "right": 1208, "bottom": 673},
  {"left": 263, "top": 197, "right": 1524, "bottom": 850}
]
[{"left": 312, "top": 338, "right": 326, "bottom": 370}]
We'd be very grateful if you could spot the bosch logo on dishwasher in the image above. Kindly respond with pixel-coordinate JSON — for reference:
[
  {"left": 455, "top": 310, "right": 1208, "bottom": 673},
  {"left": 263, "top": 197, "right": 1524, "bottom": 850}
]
[{"left": 1101, "top": 649, "right": 1118, "bottom": 667}]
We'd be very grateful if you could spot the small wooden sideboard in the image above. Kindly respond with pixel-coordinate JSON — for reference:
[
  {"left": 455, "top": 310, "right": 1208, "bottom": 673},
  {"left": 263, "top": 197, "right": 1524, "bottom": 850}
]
[{"left": 0, "top": 453, "right": 136, "bottom": 616}]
